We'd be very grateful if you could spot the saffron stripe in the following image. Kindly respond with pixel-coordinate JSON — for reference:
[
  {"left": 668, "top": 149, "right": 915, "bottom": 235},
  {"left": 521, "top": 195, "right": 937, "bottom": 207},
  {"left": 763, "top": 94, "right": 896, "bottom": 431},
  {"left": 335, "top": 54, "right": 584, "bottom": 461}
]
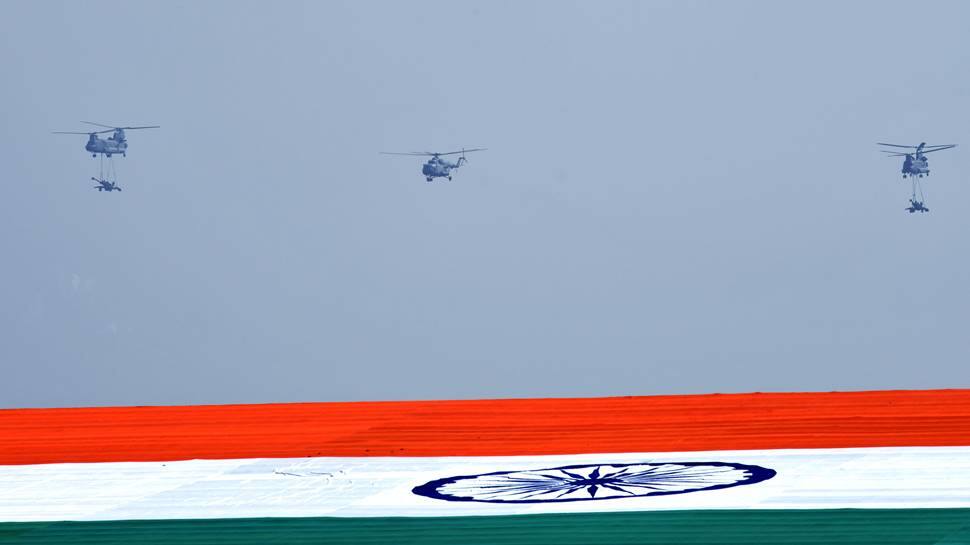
[{"left": 1, "top": 389, "right": 968, "bottom": 464}]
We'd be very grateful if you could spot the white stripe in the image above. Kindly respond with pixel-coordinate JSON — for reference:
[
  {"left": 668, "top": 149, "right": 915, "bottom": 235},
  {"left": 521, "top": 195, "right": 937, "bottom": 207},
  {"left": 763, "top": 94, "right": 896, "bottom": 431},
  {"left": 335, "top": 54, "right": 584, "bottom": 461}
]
[{"left": 1, "top": 446, "right": 969, "bottom": 522}]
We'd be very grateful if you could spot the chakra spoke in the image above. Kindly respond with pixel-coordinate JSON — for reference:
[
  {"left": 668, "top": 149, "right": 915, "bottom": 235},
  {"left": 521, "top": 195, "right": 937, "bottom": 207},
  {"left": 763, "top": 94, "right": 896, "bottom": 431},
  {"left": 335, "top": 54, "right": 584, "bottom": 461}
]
[
  {"left": 602, "top": 483, "right": 637, "bottom": 495},
  {"left": 559, "top": 469, "right": 586, "bottom": 480}
]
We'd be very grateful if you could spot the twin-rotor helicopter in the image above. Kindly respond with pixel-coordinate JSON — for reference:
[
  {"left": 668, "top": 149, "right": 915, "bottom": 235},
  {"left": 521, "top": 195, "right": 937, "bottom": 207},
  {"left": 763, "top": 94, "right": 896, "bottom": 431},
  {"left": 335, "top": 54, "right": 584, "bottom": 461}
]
[
  {"left": 53, "top": 121, "right": 160, "bottom": 158},
  {"left": 878, "top": 141, "right": 957, "bottom": 214},
  {"left": 54, "top": 121, "right": 158, "bottom": 193},
  {"left": 381, "top": 148, "right": 486, "bottom": 182},
  {"left": 878, "top": 142, "right": 957, "bottom": 178}
]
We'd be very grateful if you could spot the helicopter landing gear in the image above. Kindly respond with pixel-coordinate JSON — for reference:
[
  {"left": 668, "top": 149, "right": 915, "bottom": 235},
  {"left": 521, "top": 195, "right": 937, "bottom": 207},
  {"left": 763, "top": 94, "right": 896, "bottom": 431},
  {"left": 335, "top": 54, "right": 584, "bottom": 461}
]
[
  {"left": 448, "top": 176, "right": 452, "bottom": 181},
  {"left": 426, "top": 177, "right": 433, "bottom": 182},
  {"left": 92, "top": 154, "right": 97, "bottom": 158}
]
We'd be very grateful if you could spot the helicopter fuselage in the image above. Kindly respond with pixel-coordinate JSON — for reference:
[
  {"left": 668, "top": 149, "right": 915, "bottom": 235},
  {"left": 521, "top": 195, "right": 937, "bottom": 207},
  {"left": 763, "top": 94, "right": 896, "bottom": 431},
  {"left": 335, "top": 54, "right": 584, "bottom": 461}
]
[
  {"left": 85, "top": 132, "right": 128, "bottom": 157},
  {"left": 901, "top": 154, "right": 929, "bottom": 178},
  {"left": 421, "top": 157, "right": 464, "bottom": 182}
]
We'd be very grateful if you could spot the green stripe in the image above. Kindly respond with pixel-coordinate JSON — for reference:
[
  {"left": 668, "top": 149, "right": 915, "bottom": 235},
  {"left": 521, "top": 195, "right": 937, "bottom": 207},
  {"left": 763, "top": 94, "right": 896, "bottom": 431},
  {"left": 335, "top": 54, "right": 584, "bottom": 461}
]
[{"left": 2, "top": 510, "right": 970, "bottom": 545}]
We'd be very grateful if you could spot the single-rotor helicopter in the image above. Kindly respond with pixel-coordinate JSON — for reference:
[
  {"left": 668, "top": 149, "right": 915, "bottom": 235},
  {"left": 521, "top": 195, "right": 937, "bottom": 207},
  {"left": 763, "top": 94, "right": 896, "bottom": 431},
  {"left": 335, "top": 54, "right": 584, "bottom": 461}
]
[
  {"left": 878, "top": 142, "right": 956, "bottom": 178},
  {"left": 53, "top": 122, "right": 160, "bottom": 157},
  {"left": 91, "top": 177, "right": 121, "bottom": 192},
  {"left": 381, "top": 148, "right": 486, "bottom": 182}
]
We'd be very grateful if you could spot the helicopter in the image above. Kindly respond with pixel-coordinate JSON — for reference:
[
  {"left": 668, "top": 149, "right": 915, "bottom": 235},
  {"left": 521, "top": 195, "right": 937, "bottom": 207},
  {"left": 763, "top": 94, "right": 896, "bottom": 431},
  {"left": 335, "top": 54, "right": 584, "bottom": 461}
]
[
  {"left": 381, "top": 148, "right": 486, "bottom": 182},
  {"left": 91, "top": 177, "right": 121, "bottom": 192},
  {"left": 878, "top": 142, "right": 956, "bottom": 178},
  {"left": 53, "top": 122, "right": 160, "bottom": 157}
]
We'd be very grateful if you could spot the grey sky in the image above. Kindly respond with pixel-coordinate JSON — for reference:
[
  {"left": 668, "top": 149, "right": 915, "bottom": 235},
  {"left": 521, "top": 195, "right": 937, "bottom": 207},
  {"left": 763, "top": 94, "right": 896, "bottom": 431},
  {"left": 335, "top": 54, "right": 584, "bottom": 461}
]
[{"left": 1, "top": 1, "right": 968, "bottom": 408}]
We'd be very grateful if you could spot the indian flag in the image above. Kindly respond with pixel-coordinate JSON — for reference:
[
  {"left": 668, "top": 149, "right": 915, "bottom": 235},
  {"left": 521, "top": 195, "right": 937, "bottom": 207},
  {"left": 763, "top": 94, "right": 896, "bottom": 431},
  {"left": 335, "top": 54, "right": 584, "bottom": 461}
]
[{"left": 2, "top": 389, "right": 970, "bottom": 544}]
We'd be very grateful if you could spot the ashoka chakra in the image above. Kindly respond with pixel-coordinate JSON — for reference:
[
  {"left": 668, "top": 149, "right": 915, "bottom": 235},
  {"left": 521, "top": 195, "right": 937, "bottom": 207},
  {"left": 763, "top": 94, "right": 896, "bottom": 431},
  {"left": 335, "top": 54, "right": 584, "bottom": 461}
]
[{"left": 413, "top": 461, "right": 775, "bottom": 504}]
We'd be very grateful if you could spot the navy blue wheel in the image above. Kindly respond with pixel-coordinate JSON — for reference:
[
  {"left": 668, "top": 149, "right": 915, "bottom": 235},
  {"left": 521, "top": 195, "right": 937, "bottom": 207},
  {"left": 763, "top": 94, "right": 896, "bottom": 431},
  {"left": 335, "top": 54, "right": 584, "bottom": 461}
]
[{"left": 414, "top": 461, "right": 775, "bottom": 504}]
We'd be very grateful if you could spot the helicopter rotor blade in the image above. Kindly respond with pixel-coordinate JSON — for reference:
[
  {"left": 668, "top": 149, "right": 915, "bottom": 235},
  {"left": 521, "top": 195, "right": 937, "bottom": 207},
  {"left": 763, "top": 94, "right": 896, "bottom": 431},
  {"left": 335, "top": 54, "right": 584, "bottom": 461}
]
[
  {"left": 879, "top": 145, "right": 957, "bottom": 156},
  {"left": 434, "top": 148, "right": 488, "bottom": 156},
  {"left": 919, "top": 145, "right": 957, "bottom": 154},
  {"left": 381, "top": 148, "right": 486, "bottom": 157},
  {"left": 81, "top": 121, "right": 160, "bottom": 130},
  {"left": 80, "top": 121, "right": 117, "bottom": 129},
  {"left": 53, "top": 129, "right": 114, "bottom": 135},
  {"left": 876, "top": 143, "right": 918, "bottom": 149}
]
